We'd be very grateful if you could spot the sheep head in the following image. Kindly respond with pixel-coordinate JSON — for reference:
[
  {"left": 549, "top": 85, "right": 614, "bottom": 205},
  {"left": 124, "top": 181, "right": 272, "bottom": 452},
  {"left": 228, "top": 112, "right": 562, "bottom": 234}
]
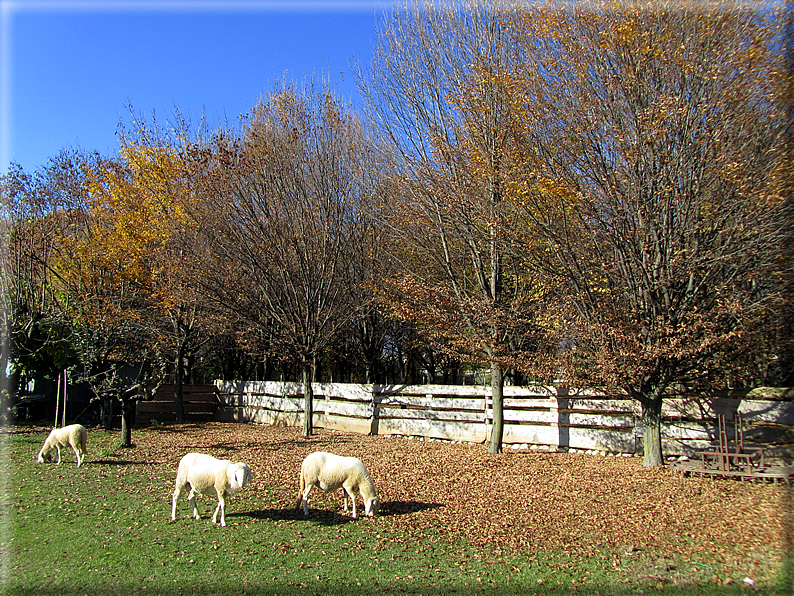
[
  {"left": 227, "top": 462, "right": 252, "bottom": 494},
  {"left": 365, "top": 495, "right": 380, "bottom": 517}
]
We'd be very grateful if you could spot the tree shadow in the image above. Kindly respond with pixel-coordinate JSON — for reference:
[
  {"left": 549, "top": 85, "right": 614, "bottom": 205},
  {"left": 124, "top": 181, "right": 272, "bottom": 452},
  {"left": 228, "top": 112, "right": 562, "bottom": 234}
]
[
  {"left": 91, "top": 459, "right": 151, "bottom": 466},
  {"left": 143, "top": 423, "right": 209, "bottom": 433},
  {"left": 205, "top": 436, "right": 353, "bottom": 451}
]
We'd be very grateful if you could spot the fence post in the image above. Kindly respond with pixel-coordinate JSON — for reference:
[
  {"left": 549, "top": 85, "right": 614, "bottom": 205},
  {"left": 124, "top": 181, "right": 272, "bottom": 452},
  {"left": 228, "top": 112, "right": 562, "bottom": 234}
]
[
  {"left": 483, "top": 388, "right": 490, "bottom": 439},
  {"left": 370, "top": 384, "right": 379, "bottom": 436},
  {"left": 550, "top": 386, "right": 570, "bottom": 452},
  {"left": 62, "top": 370, "right": 67, "bottom": 428}
]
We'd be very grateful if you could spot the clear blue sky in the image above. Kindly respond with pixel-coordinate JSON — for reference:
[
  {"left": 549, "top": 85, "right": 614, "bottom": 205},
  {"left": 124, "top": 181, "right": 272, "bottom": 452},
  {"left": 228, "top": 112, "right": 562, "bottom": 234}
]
[{"left": 1, "top": 0, "right": 391, "bottom": 173}]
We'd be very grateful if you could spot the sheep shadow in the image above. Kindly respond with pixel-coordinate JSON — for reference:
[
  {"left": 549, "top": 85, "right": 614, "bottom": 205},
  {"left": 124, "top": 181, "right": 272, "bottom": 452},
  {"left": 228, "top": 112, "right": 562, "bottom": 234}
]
[
  {"left": 234, "top": 501, "right": 445, "bottom": 524},
  {"left": 230, "top": 507, "right": 356, "bottom": 526}
]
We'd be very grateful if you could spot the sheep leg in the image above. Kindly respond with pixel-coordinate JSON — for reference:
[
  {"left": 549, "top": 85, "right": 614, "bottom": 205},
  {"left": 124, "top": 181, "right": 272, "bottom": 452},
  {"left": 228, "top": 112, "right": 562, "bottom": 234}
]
[
  {"left": 55, "top": 445, "right": 62, "bottom": 465},
  {"left": 187, "top": 487, "right": 201, "bottom": 520},
  {"left": 171, "top": 486, "right": 182, "bottom": 521},
  {"left": 301, "top": 485, "right": 313, "bottom": 517},
  {"left": 73, "top": 445, "right": 83, "bottom": 467},
  {"left": 213, "top": 492, "right": 226, "bottom": 527},
  {"left": 344, "top": 486, "right": 357, "bottom": 519}
]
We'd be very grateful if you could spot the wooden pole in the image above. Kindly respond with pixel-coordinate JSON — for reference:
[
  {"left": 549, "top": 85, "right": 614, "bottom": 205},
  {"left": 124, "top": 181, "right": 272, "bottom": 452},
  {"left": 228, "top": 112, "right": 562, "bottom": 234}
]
[
  {"left": 55, "top": 373, "right": 61, "bottom": 428},
  {"left": 62, "top": 370, "right": 67, "bottom": 427}
]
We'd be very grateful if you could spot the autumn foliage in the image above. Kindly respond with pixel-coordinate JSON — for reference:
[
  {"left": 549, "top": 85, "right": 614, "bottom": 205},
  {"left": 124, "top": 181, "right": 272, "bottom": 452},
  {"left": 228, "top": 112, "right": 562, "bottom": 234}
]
[
  {"left": 495, "top": 0, "right": 792, "bottom": 465},
  {"left": 1, "top": 0, "right": 790, "bottom": 465}
]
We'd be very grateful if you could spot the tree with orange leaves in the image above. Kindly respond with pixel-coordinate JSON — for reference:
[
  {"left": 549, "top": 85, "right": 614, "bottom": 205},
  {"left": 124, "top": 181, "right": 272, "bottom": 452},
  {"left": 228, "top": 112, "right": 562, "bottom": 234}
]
[
  {"left": 504, "top": 0, "right": 792, "bottom": 465},
  {"left": 112, "top": 118, "right": 215, "bottom": 424}
]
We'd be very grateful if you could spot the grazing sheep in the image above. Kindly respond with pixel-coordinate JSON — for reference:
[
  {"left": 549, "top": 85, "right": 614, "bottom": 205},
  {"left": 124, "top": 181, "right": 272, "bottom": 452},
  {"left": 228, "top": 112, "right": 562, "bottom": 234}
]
[
  {"left": 298, "top": 451, "right": 380, "bottom": 519},
  {"left": 171, "top": 453, "right": 252, "bottom": 527},
  {"left": 36, "top": 424, "right": 88, "bottom": 467}
]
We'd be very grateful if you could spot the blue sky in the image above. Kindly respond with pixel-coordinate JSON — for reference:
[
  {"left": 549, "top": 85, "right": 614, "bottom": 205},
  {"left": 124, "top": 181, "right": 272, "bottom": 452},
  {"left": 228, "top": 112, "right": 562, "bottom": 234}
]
[{"left": 1, "top": 0, "right": 391, "bottom": 173}]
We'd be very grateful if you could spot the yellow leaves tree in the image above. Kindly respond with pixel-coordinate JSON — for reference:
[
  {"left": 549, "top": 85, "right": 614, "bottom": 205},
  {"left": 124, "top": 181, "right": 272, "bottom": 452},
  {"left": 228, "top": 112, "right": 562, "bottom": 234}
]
[{"left": 58, "top": 116, "right": 211, "bottom": 440}]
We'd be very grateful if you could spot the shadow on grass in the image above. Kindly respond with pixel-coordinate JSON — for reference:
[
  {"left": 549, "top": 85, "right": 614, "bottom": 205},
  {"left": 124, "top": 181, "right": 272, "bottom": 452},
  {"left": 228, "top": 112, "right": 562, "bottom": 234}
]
[
  {"left": 5, "top": 578, "right": 773, "bottom": 596},
  {"left": 232, "top": 507, "right": 355, "bottom": 526},
  {"left": 232, "top": 499, "right": 441, "bottom": 526},
  {"left": 91, "top": 459, "right": 152, "bottom": 466}
]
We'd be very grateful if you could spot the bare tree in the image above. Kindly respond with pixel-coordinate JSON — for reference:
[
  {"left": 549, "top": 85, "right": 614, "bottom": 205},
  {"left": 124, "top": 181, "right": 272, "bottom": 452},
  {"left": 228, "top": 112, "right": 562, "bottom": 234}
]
[
  {"left": 506, "top": 0, "right": 792, "bottom": 465},
  {"left": 193, "top": 84, "right": 385, "bottom": 436},
  {"left": 358, "top": 0, "right": 541, "bottom": 453},
  {"left": 0, "top": 153, "right": 90, "bottom": 422}
]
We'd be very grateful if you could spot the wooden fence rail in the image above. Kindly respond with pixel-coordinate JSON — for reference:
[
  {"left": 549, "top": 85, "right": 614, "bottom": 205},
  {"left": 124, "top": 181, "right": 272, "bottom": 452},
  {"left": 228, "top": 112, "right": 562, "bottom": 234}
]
[
  {"left": 136, "top": 385, "right": 217, "bottom": 424},
  {"left": 214, "top": 381, "right": 794, "bottom": 462}
]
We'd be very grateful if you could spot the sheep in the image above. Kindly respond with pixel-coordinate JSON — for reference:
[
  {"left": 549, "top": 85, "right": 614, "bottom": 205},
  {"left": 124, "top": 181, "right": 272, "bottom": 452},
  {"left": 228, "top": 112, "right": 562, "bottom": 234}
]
[
  {"left": 298, "top": 451, "right": 380, "bottom": 519},
  {"left": 36, "top": 424, "right": 88, "bottom": 467},
  {"left": 171, "top": 453, "right": 252, "bottom": 527}
]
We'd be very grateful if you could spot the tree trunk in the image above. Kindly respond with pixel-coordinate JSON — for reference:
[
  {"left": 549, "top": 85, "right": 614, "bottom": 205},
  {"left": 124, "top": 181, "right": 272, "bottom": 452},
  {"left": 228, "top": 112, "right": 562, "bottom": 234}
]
[
  {"left": 301, "top": 363, "right": 314, "bottom": 437},
  {"left": 101, "top": 398, "right": 113, "bottom": 430},
  {"left": 120, "top": 399, "right": 134, "bottom": 447},
  {"left": 488, "top": 363, "right": 504, "bottom": 454},
  {"left": 640, "top": 397, "right": 664, "bottom": 467},
  {"left": 174, "top": 344, "right": 186, "bottom": 424}
]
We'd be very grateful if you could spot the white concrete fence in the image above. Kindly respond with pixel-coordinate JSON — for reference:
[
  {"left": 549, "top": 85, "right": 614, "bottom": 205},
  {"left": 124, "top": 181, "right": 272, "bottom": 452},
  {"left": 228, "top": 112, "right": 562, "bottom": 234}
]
[{"left": 214, "top": 381, "right": 794, "bottom": 461}]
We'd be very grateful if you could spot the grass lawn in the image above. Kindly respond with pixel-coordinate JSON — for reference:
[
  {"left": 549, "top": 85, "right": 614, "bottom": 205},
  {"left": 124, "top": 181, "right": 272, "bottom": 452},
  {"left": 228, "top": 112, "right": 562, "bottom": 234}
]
[{"left": 1, "top": 423, "right": 791, "bottom": 595}]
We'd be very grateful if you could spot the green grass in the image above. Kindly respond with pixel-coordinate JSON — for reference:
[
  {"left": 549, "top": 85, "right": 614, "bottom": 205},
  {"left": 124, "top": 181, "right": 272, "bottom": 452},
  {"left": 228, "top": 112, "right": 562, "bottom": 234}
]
[{"left": 1, "top": 428, "right": 789, "bottom": 596}]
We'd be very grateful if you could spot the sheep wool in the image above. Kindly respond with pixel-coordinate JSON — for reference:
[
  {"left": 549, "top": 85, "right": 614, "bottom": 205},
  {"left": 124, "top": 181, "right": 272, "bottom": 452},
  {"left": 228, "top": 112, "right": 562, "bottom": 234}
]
[
  {"left": 171, "top": 453, "right": 252, "bottom": 527},
  {"left": 298, "top": 451, "right": 380, "bottom": 519},
  {"left": 36, "top": 424, "right": 88, "bottom": 467}
]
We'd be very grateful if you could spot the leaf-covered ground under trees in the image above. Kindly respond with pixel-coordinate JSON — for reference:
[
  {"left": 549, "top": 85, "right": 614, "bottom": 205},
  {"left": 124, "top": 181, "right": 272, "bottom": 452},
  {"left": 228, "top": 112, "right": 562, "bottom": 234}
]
[{"left": 16, "top": 421, "right": 793, "bottom": 584}]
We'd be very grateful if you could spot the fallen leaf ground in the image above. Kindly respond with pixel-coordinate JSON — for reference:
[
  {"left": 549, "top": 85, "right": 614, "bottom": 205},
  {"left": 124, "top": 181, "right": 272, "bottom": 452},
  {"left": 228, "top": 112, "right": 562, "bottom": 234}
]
[{"left": 128, "top": 422, "right": 791, "bottom": 573}]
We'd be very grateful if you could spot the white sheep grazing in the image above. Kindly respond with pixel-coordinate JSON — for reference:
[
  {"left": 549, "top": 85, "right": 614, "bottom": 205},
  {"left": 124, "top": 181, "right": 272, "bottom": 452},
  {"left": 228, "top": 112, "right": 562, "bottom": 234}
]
[
  {"left": 36, "top": 424, "right": 88, "bottom": 467},
  {"left": 171, "top": 453, "right": 252, "bottom": 527},
  {"left": 298, "top": 451, "right": 380, "bottom": 519}
]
